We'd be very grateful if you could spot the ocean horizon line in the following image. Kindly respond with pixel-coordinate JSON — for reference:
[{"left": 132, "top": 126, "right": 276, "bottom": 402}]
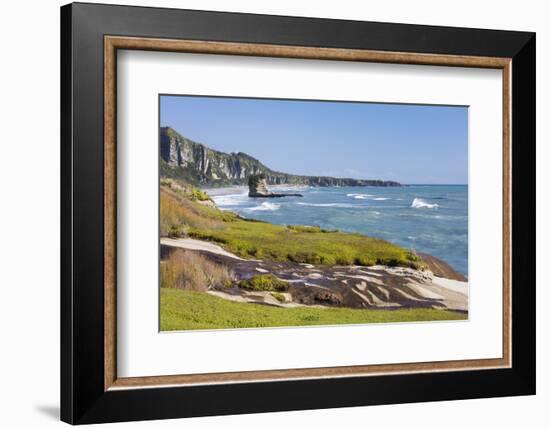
[
  {"left": 200, "top": 182, "right": 468, "bottom": 188},
  {"left": 403, "top": 183, "right": 468, "bottom": 186}
]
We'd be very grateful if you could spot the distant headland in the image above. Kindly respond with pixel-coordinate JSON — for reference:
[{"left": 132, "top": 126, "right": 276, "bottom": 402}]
[{"left": 160, "top": 127, "right": 401, "bottom": 188}]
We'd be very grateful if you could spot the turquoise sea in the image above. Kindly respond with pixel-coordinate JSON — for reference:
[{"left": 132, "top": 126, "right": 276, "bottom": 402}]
[{"left": 206, "top": 185, "right": 468, "bottom": 277}]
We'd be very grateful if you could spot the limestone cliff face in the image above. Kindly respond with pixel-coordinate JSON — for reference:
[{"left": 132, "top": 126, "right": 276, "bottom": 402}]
[{"left": 160, "top": 126, "right": 401, "bottom": 187}]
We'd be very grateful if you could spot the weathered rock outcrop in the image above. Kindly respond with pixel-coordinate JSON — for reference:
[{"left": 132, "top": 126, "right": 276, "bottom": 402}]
[
  {"left": 160, "top": 244, "right": 468, "bottom": 312},
  {"left": 418, "top": 252, "right": 467, "bottom": 281},
  {"left": 248, "top": 174, "right": 270, "bottom": 196},
  {"left": 248, "top": 175, "right": 303, "bottom": 198},
  {"left": 160, "top": 127, "right": 402, "bottom": 188}
]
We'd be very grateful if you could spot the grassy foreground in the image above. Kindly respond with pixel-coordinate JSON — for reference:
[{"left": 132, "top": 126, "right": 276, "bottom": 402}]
[
  {"left": 160, "top": 179, "right": 424, "bottom": 268},
  {"left": 160, "top": 288, "right": 467, "bottom": 330}
]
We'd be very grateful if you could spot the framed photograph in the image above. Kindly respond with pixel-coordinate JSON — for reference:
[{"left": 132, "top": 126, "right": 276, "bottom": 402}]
[{"left": 61, "top": 2, "right": 535, "bottom": 424}]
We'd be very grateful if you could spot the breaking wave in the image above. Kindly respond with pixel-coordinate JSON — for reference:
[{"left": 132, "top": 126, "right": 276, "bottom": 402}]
[
  {"left": 297, "top": 202, "right": 358, "bottom": 208},
  {"left": 246, "top": 202, "right": 280, "bottom": 211},
  {"left": 347, "top": 193, "right": 374, "bottom": 199},
  {"left": 346, "top": 193, "right": 390, "bottom": 201},
  {"left": 411, "top": 198, "right": 439, "bottom": 209},
  {"left": 210, "top": 191, "right": 249, "bottom": 207}
]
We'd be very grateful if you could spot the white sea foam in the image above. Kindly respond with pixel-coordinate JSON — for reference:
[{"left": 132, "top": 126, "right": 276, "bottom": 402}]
[
  {"left": 346, "top": 193, "right": 390, "bottom": 201},
  {"left": 297, "top": 202, "right": 358, "bottom": 208},
  {"left": 346, "top": 193, "right": 374, "bottom": 199},
  {"left": 210, "top": 191, "right": 249, "bottom": 207},
  {"left": 246, "top": 202, "right": 280, "bottom": 211},
  {"left": 411, "top": 198, "right": 439, "bottom": 209}
]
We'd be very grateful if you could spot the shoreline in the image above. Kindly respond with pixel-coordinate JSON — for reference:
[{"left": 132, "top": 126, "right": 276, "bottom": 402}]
[
  {"left": 202, "top": 184, "right": 309, "bottom": 195},
  {"left": 200, "top": 185, "right": 468, "bottom": 278}
]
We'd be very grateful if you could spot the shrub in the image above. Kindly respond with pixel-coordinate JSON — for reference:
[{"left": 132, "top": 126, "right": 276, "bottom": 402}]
[
  {"left": 238, "top": 274, "right": 289, "bottom": 292},
  {"left": 271, "top": 292, "right": 287, "bottom": 303},
  {"left": 160, "top": 249, "right": 234, "bottom": 291},
  {"left": 300, "top": 314, "right": 320, "bottom": 322},
  {"left": 246, "top": 247, "right": 263, "bottom": 258},
  {"left": 287, "top": 225, "right": 322, "bottom": 233},
  {"left": 167, "top": 224, "right": 189, "bottom": 238},
  {"left": 188, "top": 231, "right": 228, "bottom": 244},
  {"left": 191, "top": 188, "right": 211, "bottom": 202},
  {"left": 286, "top": 225, "right": 338, "bottom": 233},
  {"left": 354, "top": 256, "right": 376, "bottom": 266},
  {"left": 287, "top": 252, "right": 323, "bottom": 265}
]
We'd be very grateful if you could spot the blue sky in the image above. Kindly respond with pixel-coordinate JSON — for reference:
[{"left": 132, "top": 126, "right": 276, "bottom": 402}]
[{"left": 160, "top": 95, "right": 468, "bottom": 184}]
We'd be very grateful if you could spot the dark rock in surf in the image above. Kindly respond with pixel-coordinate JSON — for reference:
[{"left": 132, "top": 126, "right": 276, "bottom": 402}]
[{"left": 248, "top": 174, "right": 303, "bottom": 198}]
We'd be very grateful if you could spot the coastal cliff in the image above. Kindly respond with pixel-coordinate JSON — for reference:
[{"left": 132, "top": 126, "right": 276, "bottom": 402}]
[{"left": 160, "top": 127, "right": 401, "bottom": 187}]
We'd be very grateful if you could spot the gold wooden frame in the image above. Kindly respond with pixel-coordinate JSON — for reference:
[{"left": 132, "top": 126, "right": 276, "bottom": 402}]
[{"left": 104, "top": 36, "right": 512, "bottom": 391}]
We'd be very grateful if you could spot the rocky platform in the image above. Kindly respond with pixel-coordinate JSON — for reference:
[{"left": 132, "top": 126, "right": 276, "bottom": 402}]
[{"left": 161, "top": 240, "right": 468, "bottom": 312}]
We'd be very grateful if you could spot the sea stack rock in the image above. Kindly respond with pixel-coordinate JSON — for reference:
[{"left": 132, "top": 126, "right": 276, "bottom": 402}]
[
  {"left": 248, "top": 174, "right": 303, "bottom": 198},
  {"left": 248, "top": 174, "right": 270, "bottom": 196}
]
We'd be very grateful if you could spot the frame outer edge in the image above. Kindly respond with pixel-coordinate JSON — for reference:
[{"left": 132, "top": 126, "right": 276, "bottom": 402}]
[
  {"left": 73, "top": 2, "right": 534, "bottom": 58},
  {"left": 60, "top": 3, "right": 75, "bottom": 424},
  {"left": 510, "top": 33, "right": 536, "bottom": 392},
  {"left": 63, "top": 3, "right": 536, "bottom": 423}
]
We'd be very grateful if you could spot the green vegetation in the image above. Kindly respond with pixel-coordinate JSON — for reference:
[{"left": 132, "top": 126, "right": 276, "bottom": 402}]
[
  {"left": 160, "top": 192, "right": 191, "bottom": 237},
  {"left": 190, "top": 219, "right": 423, "bottom": 267},
  {"left": 160, "top": 288, "right": 467, "bottom": 330},
  {"left": 238, "top": 274, "right": 289, "bottom": 292},
  {"left": 158, "top": 179, "right": 459, "bottom": 330},
  {"left": 270, "top": 292, "right": 287, "bottom": 303},
  {"left": 286, "top": 225, "right": 338, "bottom": 233},
  {"left": 160, "top": 185, "right": 235, "bottom": 238},
  {"left": 160, "top": 179, "right": 423, "bottom": 269},
  {"left": 160, "top": 249, "right": 234, "bottom": 291},
  {"left": 160, "top": 177, "right": 212, "bottom": 202},
  {"left": 191, "top": 188, "right": 211, "bottom": 202}
]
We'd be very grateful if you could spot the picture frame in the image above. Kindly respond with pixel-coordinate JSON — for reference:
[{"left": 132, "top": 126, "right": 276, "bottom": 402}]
[{"left": 61, "top": 2, "right": 535, "bottom": 424}]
